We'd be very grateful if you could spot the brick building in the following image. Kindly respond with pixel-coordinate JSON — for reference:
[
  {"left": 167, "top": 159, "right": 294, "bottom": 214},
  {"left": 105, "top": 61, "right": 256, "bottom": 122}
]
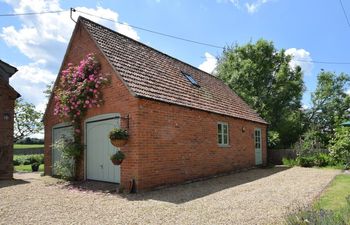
[
  {"left": 0, "top": 60, "right": 20, "bottom": 180},
  {"left": 44, "top": 17, "right": 267, "bottom": 192}
]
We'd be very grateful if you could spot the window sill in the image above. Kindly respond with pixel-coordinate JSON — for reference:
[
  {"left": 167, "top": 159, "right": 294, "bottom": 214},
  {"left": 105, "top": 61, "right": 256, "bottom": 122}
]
[{"left": 218, "top": 144, "right": 231, "bottom": 148}]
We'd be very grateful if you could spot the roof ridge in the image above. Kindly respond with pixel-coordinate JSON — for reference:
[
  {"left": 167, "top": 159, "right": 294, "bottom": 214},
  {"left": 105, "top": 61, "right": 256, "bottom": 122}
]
[{"left": 77, "top": 16, "right": 225, "bottom": 82}]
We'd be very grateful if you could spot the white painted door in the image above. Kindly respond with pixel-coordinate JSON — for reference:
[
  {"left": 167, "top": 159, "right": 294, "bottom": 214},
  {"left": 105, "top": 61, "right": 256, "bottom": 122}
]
[
  {"left": 52, "top": 125, "right": 73, "bottom": 175},
  {"left": 254, "top": 128, "right": 262, "bottom": 165},
  {"left": 86, "top": 118, "right": 120, "bottom": 183}
]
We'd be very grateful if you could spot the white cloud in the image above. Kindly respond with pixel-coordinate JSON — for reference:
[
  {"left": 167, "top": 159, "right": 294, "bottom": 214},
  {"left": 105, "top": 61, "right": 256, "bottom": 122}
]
[
  {"left": 116, "top": 22, "right": 140, "bottom": 41},
  {"left": 1, "top": 0, "right": 141, "bottom": 112},
  {"left": 1, "top": 1, "right": 140, "bottom": 63},
  {"left": 245, "top": 0, "right": 271, "bottom": 14},
  {"left": 198, "top": 52, "right": 217, "bottom": 74},
  {"left": 9, "top": 61, "right": 56, "bottom": 112},
  {"left": 302, "top": 104, "right": 310, "bottom": 110},
  {"left": 285, "top": 48, "right": 313, "bottom": 76},
  {"left": 218, "top": 0, "right": 272, "bottom": 13}
]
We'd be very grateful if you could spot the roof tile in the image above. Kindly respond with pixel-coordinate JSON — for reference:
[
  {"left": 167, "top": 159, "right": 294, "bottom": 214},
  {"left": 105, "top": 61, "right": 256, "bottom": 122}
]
[{"left": 80, "top": 17, "right": 267, "bottom": 124}]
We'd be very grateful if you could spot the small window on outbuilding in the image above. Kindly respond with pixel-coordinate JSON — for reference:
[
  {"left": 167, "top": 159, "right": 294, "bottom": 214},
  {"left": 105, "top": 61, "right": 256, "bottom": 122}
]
[
  {"left": 181, "top": 71, "right": 200, "bottom": 87},
  {"left": 218, "top": 122, "right": 229, "bottom": 146}
]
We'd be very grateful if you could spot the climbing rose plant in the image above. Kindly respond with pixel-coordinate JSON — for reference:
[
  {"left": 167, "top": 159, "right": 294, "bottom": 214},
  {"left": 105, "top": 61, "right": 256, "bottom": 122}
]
[{"left": 54, "top": 53, "right": 109, "bottom": 149}]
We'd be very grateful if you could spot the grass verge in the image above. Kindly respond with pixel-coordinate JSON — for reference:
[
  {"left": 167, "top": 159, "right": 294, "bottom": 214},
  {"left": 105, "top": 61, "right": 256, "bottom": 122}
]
[
  {"left": 286, "top": 174, "right": 350, "bottom": 224},
  {"left": 316, "top": 174, "right": 350, "bottom": 211},
  {"left": 14, "top": 164, "right": 44, "bottom": 172},
  {"left": 14, "top": 144, "right": 44, "bottom": 149}
]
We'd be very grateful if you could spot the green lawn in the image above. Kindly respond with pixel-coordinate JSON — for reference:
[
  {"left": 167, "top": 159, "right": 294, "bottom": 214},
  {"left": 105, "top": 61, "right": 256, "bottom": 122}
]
[
  {"left": 14, "top": 144, "right": 44, "bottom": 149},
  {"left": 315, "top": 174, "right": 350, "bottom": 211},
  {"left": 14, "top": 164, "right": 44, "bottom": 172}
]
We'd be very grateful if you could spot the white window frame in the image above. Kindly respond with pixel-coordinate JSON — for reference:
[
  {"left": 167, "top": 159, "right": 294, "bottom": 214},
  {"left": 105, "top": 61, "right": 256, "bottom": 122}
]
[{"left": 217, "top": 122, "right": 229, "bottom": 147}]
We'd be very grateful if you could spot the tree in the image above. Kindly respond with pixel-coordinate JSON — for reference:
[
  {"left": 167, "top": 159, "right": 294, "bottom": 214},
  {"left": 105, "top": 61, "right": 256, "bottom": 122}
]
[
  {"left": 306, "top": 71, "right": 350, "bottom": 145},
  {"left": 14, "top": 98, "right": 43, "bottom": 142},
  {"left": 216, "top": 39, "right": 305, "bottom": 148},
  {"left": 329, "top": 127, "right": 350, "bottom": 166}
]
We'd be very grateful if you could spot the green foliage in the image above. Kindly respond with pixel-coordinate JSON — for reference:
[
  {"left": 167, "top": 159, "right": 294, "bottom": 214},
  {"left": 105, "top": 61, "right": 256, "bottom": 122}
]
[
  {"left": 282, "top": 157, "right": 298, "bottom": 167},
  {"left": 314, "top": 153, "right": 332, "bottom": 167},
  {"left": 110, "top": 151, "right": 125, "bottom": 161},
  {"left": 268, "top": 131, "right": 280, "bottom": 149},
  {"left": 297, "top": 154, "right": 332, "bottom": 168},
  {"left": 14, "top": 98, "right": 43, "bottom": 142},
  {"left": 329, "top": 127, "right": 350, "bottom": 166},
  {"left": 216, "top": 39, "right": 304, "bottom": 148},
  {"left": 109, "top": 128, "right": 129, "bottom": 140},
  {"left": 298, "top": 156, "right": 316, "bottom": 167},
  {"left": 16, "top": 137, "right": 44, "bottom": 144},
  {"left": 13, "top": 154, "right": 44, "bottom": 166},
  {"left": 15, "top": 164, "right": 44, "bottom": 172},
  {"left": 306, "top": 71, "right": 350, "bottom": 146},
  {"left": 52, "top": 137, "right": 81, "bottom": 180},
  {"left": 54, "top": 159, "right": 75, "bottom": 180}
]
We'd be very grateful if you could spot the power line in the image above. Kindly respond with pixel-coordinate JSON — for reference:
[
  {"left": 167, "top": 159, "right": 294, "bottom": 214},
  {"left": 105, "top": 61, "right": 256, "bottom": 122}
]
[
  {"left": 201, "top": 56, "right": 350, "bottom": 65},
  {"left": 339, "top": 0, "right": 350, "bottom": 27},
  {"left": 0, "top": 10, "right": 67, "bottom": 17},
  {"left": 73, "top": 9, "right": 224, "bottom": 49}
]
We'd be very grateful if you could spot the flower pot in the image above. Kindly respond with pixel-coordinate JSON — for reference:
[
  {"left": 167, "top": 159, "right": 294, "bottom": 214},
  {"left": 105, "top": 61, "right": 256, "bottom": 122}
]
[
  {"left": 31, "top": 164, "right": 39, "bottom": 172},
  {"left": 111, "top": 158, "right": 123, "bottom": 165},
  {"left": 110, "top": 139, "right": 127, "bottom": 147}
]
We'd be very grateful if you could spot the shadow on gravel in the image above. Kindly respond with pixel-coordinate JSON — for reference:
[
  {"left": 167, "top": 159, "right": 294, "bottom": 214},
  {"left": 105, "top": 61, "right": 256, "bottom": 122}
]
[
  {"left": 60, "top": 180, "right": 119, "bottom": 194},
  {"left": 0, "top": 179, "right": 29, "bottom": 189},
  {"left": 126, "top": 166, "right": 290, "bottom": 204}
]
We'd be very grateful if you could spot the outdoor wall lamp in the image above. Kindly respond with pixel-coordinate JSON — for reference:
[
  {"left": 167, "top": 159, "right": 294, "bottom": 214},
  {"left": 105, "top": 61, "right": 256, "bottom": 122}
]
[
  {"left": 3, "top": 112, "right": 10, "bottom": 121},
  {"left": 241, "top": 126, "right": 246, "bottom": 133}
]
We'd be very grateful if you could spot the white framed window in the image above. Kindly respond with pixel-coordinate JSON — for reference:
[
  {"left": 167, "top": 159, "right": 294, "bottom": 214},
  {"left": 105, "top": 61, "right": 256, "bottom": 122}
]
[{"left": 217, "top": 122, "right": 229, "bottom": 146}]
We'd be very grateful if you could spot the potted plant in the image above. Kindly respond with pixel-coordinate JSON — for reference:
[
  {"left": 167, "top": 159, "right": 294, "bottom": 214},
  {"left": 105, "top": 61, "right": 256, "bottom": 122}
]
[
  {"left": 109, "top": 128, "right": 129, "bottom": 147},
  {"left": 110, "top": 151, "right": 125, "bottom": 165},
  {"left": 31, "top": 162, "right": 40, "bottom": 172}
]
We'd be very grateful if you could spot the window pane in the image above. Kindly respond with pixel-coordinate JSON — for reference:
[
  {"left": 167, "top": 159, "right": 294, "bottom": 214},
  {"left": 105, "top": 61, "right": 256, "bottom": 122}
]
[
  {"left": 223, "top": 134, "right": 228, "bottom": 144},
  {"left": 223, "top": 124, "right": 228, "bottom": 135},
  {"left": 218, "top": 134, "right": 222, "bottom": 144},
  {"left": 218, "top": 124, "right": 222, "bottom": 133}
]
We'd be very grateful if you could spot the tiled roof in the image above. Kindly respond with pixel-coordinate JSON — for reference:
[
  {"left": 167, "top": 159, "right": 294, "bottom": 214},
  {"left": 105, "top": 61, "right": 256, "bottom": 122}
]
[{"left": 80, "top": 17, "right": 267, "bottom": 124}]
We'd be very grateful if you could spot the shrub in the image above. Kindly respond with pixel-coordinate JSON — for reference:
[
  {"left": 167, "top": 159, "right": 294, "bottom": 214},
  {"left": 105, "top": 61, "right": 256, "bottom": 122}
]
[
  {"left": 314, "top": 153, "right": 332, "bottom": 167},
  {"left": 282, "top": 157, "right": 298, "bottom": 167},
  {"left": 298, "top": 156, "right": 315, "bottom": 167},
  {"left": 13, "top": 154, "right": 44, "bottom": 166}
]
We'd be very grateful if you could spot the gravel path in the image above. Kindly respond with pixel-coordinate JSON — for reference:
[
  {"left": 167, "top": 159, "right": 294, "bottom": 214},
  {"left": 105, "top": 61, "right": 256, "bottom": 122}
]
[{"left": 0, "top": 167, "right": 339, "bottom": 225}]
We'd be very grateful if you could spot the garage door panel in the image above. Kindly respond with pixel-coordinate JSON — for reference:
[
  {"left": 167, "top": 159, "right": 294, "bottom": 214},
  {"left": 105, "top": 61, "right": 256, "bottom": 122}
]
[{"left": 86, "top": 118, "right": 120, "bottom": 183}]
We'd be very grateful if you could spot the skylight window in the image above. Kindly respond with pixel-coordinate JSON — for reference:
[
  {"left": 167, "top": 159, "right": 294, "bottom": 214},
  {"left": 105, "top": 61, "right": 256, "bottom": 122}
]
[{"left": 181, "top": 71, "right": 200, "bottom": 87}]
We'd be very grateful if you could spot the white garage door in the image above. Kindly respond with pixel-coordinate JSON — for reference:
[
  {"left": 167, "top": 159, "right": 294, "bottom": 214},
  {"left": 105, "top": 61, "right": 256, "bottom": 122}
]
[
  {"left": 52, "top": 124, "right": 73, "bottom": 175},
  {"left": 86, "top": 116, "right": 120, "bottom": 183}
]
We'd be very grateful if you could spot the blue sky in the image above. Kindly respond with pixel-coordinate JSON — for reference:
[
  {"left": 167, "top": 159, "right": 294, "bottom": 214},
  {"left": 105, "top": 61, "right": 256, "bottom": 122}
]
[{"left": 1, "top": 0, "right": 350, "bottom": 115}]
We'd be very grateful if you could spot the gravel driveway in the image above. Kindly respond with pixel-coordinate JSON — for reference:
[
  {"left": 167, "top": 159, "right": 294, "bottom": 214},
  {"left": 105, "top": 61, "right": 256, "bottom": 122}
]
[{"left": 0, "top": 167, "right": 339, "bottom": 225}]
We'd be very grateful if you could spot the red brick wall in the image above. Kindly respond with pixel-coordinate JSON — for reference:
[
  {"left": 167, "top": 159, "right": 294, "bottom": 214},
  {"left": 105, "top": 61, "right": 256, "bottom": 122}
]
[
  {"left": 44, "top": 22, "right": 267, "bottom": 191},
  {"left": 0, "top": 80, "right": 17, "bottom": 180},
  {"left": 44, "top": 22, "right": 140, "bottom": 184},
  {"left": 135, "top": 99, "right": 267, "bottom": 190}
]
